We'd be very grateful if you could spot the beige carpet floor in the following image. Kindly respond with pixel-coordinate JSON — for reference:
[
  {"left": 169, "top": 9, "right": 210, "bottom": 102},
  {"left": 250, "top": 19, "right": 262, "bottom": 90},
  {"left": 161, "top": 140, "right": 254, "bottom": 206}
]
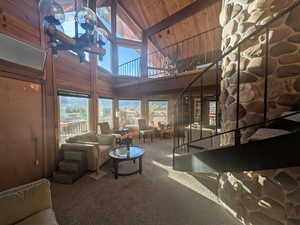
[{"left": 51, "top": 139, "right": 241, "bottom": 225}]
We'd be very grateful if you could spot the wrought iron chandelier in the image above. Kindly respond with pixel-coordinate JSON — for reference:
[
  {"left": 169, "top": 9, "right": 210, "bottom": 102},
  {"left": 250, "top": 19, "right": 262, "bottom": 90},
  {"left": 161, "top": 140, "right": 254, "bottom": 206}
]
[{"left": 39, "top": 0, "right": 107, "bottom": 62}]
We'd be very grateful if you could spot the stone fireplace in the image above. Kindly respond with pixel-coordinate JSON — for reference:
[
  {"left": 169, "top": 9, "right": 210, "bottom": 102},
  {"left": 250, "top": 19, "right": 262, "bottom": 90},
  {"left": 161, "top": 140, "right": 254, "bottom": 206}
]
[{"left": 218, "top": 0, "right": 300, "bottom": 224}]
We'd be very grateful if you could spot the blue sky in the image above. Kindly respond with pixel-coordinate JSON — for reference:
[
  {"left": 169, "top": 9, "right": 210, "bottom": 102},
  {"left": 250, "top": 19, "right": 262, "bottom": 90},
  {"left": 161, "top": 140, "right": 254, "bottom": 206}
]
[{"left": 62, "top": 13, "right": 140, "bottom": 73}]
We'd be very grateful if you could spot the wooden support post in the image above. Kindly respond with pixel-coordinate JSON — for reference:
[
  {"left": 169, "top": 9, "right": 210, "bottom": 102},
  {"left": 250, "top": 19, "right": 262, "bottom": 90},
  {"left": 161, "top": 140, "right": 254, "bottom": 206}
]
[
  {"left": 111, "top": 0, "right": 118, "bottom": 75},
  {"left": 141, "top": 31, "right": 148, "bottom": 78}
]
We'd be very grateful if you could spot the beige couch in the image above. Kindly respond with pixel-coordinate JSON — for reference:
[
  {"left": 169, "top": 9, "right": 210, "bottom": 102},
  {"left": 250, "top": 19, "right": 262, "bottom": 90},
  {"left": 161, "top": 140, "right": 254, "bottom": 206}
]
[
  {"left": 0, "top": 179, "right": 58, "bottom": 225},
  {"left": 61, "top": 132, "right": 116, "bottom": 171}
]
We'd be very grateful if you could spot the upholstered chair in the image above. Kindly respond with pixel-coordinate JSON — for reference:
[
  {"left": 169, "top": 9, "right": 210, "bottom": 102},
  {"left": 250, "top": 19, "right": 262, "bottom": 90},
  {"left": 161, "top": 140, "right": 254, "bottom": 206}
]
[{"left": 138, "top": 119, "right": 154, "bottom": 143}]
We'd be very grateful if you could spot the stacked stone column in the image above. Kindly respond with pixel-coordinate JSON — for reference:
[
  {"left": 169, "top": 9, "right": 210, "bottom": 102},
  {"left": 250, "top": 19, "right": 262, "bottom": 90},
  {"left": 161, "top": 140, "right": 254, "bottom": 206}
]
[{"left": 218, "top": 0, "right": 300, "bottom": 224}]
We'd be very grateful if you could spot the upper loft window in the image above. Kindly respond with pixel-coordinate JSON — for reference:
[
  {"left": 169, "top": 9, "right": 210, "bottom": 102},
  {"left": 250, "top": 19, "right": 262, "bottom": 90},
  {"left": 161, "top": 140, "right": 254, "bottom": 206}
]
[
  {"left": 97, "top": 35, "right": 112, "bottom": 72},
  {"left": 116, "top": 5, "right": 142, "bottom": 41},
  {"left": 56, "top": 0, "right": 89, "bottom": 61},
  {"left": 118, "top": 46, "right": 141, "bottom": 76},
  {"left": 118, "top": 46, "right": 141, "bottom": 65},
  {"left": 96, "top": 2, "right": 111, "bottom": 32}
]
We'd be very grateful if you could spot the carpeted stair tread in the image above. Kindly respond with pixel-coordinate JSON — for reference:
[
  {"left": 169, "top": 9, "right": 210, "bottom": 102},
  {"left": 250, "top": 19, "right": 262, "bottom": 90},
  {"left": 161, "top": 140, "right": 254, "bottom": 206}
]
[
  {"left": 58, "top": 160, "right": 82, "bottom": 173},
  {"left": 249, "top": 128, "right": 290, "bottom": 141},
  {"left": 63, "top": 150, "right": 87, "bottom": 161},
  {"left": 52, "top": 171, "right": 80, "bottom": 184},
  {"left": 281, "top": 111, "right": 300, "bottom": 122}
]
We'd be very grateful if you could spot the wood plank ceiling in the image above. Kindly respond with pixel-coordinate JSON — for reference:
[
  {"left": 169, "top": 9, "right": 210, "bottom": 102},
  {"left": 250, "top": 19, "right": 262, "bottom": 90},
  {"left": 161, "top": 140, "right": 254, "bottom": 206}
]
[
  {"left": 118, "top": 0, "right": 195, "bottom": 29},
  {"left": 119, "top": 0, "right": 222, "bottom": 54}
]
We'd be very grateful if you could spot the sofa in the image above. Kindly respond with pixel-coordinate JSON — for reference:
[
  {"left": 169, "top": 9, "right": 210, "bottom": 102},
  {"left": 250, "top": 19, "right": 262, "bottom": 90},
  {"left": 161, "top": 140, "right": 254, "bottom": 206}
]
[
  {"left": 61, "top": 132, "right": 116, "bottom": 171},
  {"left": 0, "top": 179, "right": 58, "bottom": 225}
]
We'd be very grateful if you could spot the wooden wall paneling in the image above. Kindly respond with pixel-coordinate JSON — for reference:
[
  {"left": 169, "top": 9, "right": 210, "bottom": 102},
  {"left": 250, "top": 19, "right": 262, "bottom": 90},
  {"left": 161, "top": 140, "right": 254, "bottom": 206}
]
[
  {"left": 0, "top": 0, "right": 40, "bottom": 29},
  {"left": 96, "top": 69, "right": 113, "bottom": 97},
  {"left": 43, "top": 51, "right": 58, "bottom": 176},
  {"left": 0, "top": 59, "right": 44, "bottom": 83},
  {"left": 55, "top": 52, "right": 92, "bottom": 92},
  {"left": 0, "top": 11, "right": 41, "bottom": 48},
  {"left": 0, "top": 76, "right": 44, "bottom": 191}
]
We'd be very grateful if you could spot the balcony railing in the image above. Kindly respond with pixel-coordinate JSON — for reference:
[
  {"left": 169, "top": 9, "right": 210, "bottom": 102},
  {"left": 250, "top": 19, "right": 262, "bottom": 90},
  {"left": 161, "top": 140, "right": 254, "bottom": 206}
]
[
  {"left": 117, "top": 26, "right": 222, "bottom": 79},
  {"left": 59, "top": 120, "right": 89, "bottom": 143}
]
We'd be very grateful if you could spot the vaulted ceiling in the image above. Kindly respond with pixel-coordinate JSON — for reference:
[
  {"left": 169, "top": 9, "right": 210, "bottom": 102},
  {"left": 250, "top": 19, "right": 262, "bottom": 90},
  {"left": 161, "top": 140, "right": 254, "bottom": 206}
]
[
  {"left": 118, "top": 0, "right": 196, "bottom": 29},
  {"left": 119, "top": 0, "right": 222, "bottom": 57}
]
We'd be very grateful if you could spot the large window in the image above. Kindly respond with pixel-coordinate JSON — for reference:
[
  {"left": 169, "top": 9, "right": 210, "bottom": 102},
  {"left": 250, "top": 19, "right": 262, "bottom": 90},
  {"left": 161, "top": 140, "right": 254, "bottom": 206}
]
[
  {"left": 58, "top": 93, "right": 90, "bottom": 144},
  {"left": 118, "top": 99, "right": 141, "bottom": 128},
  {"left": 57, "top": 0, "right": 89, "bottom": 61},
  {"left": 208, "top": 101, "right": 216, "bottom": 126},
  {"left": 118, "top": 46, "right": 141, "bottom": 76},
  {"left": 118, "top": 46, "right": 141, "bottom": 65},
  {"left": 97, "top": 35, "right": 112, "bottom": 72},
  {"left": 98, "top": 97, "right": 113, "bottom": 128},
  {"left": 148, "top": 101, "right": 168, "bottom": 126},
  {"left": 96, "top": 5, "right": 111, "bottom": 32}
]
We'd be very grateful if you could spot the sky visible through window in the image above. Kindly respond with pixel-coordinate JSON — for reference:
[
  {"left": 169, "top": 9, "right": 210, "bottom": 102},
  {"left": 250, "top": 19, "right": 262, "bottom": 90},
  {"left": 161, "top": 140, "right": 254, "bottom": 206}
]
[
  {"left": 59, "top": 95, "right": 90, "bottom": 143},
  {"left": 60, "top": 8, "right": 142, "bottom": 74},
  {"left": 98, "top": 98, "right": 113, "bottom": 127}
]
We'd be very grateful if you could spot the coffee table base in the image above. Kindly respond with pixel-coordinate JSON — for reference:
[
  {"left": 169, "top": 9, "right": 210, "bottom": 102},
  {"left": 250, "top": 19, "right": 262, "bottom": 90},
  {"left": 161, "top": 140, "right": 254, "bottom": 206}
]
[{"left": 112, "top": 157, "right": 142, "bottom": 179}]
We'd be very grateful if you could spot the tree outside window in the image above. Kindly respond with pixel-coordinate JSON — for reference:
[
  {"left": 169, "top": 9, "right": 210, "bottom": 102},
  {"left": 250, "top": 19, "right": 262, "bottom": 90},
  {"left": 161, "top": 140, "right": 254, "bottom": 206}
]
[
  {"left": 98, "top": 97, "right": 113, "bottom": 128},
  {"left": 59, "top": 95, "right": 90, "bottom": 144},
  {"left": 148, "top": 101, "right": 168, "bottom": 126},
  {"left": 118, "top": 99, "right": 141, "bottom": 128}
]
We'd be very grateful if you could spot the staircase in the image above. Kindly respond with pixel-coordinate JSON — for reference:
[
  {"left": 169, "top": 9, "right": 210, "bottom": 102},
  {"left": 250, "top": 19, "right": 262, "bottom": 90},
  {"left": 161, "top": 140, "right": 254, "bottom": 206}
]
[
  {"left": 53, "top": 149, "right": 88, "bottom": 184},
  {"left": 173, "top": 1, "right": 300, "bottom": 173}
]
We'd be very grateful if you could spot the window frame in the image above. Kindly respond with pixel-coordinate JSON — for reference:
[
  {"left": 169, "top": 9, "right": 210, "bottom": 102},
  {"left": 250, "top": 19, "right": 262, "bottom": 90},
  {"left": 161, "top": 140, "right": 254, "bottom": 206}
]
[
  {"left": 98, "top": 96, "right": 114, "bottom": 129},
  {"left": 148, "top": 100, "right": 169, "bottom": 126},
  {"left": 57, "top": 90, "right": 91, "bottom": 144},
  {"left": 208, "top": 100, "right": 217, "bottom": 126},
  {"left": 118, "top": 98, "right": 142, "bottom": 128}
]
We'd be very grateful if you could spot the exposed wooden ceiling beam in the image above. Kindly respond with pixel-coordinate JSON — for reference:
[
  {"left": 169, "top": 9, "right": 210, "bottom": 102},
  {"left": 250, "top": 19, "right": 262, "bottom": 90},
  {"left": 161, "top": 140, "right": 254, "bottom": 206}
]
[
  {"left": 116, "top": 38, "right": 142, "bottom": 48},
  {"left": 145, "top": 0, "right": 219, "bottom": 37},
  {"left": 116, "top": 0, "right": 143, "bottom": 31}
]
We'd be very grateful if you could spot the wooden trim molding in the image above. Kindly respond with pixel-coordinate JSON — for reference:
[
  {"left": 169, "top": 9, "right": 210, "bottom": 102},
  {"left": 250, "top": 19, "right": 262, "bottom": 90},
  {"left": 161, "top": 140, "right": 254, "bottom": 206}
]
[{"left": 0, "top": 59, "right": 44, "bottom": 83}]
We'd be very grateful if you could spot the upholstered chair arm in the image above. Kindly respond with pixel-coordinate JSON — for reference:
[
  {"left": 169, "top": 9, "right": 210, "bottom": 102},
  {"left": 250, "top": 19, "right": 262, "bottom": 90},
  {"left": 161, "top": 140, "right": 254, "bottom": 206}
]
[{"left": 97, "top": 135, "right": 116, "bottom": 147}]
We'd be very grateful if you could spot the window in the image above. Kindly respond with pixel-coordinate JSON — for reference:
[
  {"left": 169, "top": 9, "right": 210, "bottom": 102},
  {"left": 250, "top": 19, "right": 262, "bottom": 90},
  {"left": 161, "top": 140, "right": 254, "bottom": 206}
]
[
  {"left": 118, "top": 46, "right": 141, "bottom": 76},
  {"left": 56, "top": 0, "right": 89, "bottom": 61},
  {"left": 148, "top": 101, "right": 168, "bottom": 126},
  {"left": 194, "top": 98, "right": 201, "bottom": 123},
  {"left": 209, "top": 101, "right": 216, "bottom": 126},
  {"left": 58, "top": 92, "right": 90, "bottom": 144},
  {"left": 98, "top": 97, "right": 113, "bottom": 128},
  {"left": 118, "top": 99, "right": 141, "bottom": 128},
  {"left": 96, "top": 6, "right": 111, "bottom": 32},
  {"left": 118, "top": 46, "right": 141, "bottom": 66},
  {"left": 97, "top": 35, "right": 112, "bottom": 72},
  {"left": 116, "top": 5, "right": 142, "bottom": 41}
]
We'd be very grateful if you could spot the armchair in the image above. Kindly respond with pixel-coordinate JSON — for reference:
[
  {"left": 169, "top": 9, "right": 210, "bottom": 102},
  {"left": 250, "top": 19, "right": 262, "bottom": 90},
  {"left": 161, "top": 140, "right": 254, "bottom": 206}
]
[
  {"left": 98, "top": 122, "right": 121, "bottom": 139},
  {"left": 61, "top": 132, "right": 116, "bottom": 171},
  {"left": 138, "top": 119, "right": 154, "bottom": 143},
  {"left": 0, "top": 179, "right": 58, "bottom": 225}
]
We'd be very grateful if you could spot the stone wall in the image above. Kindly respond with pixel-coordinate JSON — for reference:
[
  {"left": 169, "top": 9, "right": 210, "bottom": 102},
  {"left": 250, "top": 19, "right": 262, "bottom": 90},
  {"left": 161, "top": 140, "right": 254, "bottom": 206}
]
[
  {"left": 220, "top": 0, "right": 300, "bottom": 145},
  {"left": 218, "top": 0, "right": 300, "bottom": 224}
]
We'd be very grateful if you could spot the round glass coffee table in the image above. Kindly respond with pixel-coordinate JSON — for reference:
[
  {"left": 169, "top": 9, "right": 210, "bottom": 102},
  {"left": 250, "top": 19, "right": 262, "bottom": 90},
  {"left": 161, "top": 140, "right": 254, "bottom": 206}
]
[{"left": 109, "top": 146, "right": 144, "bottom": 179}]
